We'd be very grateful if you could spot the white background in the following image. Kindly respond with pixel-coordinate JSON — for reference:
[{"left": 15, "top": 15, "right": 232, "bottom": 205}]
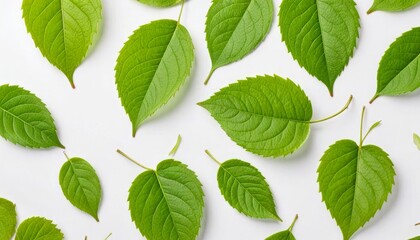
[{"left": 1, "top": 0, "right": 420, "bottom": 239}]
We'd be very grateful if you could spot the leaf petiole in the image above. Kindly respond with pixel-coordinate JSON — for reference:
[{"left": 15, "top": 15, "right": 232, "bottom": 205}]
[
  {"left": 359, "top": 107, "right": 381, "bottom": 146},
  {"left": 177, "top": 0, "right": 185, "bottom": 24},
  {"left": 104, "top": 233, "right": 112, "bottom": 240},
  {"left": 309, "top": 95, "right": 353, "bottom": 124},
  {"left": 205, "top": 150, "right": 222, "bottom": 165},
  {"left": 204, "top": 68, "right": 216, "bottom": 85},
  {"left": 288, "top": 214, "right": 298, "bottom": 231},
  {"left": 169, "top": 135, "right": 182, "bottom": 156},
  {"left": 116, "top": 149, "right": 152, "bottom": 171},
  {"left": 63, "top": 151, "right": 70, "bottom": 161}
]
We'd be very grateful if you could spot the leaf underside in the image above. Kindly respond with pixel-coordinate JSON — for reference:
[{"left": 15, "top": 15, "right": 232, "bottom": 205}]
[
  {"left": 279, "top": 0, "right": 360, "bottom": 95},
  {"left": 59, "top": 157, "right": 102, "bottom": 221},
  {"left": 116, "top": 20, "right": 194, "bottom": 136},
  {"left": 0, "top": 84, "right": 63, "bottom": 148},
  {"left": 128, "top": 160, "right": 204, "bottom": 240},
  {"left": 0, "top": 198, "right": 17, "bottom": 240},
  {"left": 318, "top": 140, "right": 395, "bottom": 240},
  {"left": 15, "top": 217, "right": 63, "bottom": 240},
  {"left": 22, "top": 0, "right": 102, "bottom": 87},
  {"left": 205, "top": 0, "right": 273, "bottom": 71},
  {"left": 218, "top": 159, "right": 280, "bottom": 220},
  {"left": 374, "top": 27, "right": 420, "bottom": 99},
  {"left": 137, "top": 0, "right": 182, "bottom": 7},
  {"left": 199, "top": 75, "right": 312, "bottom": 157},
  {"left": 368, "top": 0, "right": 420, "bottom": 13},
  {"left": 265, "top": 230, "right": 296, "bottom": 240}
]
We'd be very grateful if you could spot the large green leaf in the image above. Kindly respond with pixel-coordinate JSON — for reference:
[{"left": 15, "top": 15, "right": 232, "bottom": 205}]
[
  {"left": 0, "top": 85, "right": 63, "bottom": 149},
  {"left": 59, "top": 156, "right": 102, "bottom": 221},
  {"left": 0, "top": 198, "right": 17, "bottom": 240},
  {"left": 217, "top": 159, "right": 280, "bottom": 220},
  {"left": 22, "top": 0, "right": 102, "bottom": 88},
  {"left": 204, "top": 0, "right": 273, "bottom": 84},
  {"left": 371, "top": 28, "right": 420, "bottom": 103},
  {"left": 279, "top": 0, "right": 360, "bottom": 95},
  {"left": 15, "top": 217, "right": 63, "bottom": 240},
  {"left": 318, "top": 140, "right": 395, "bottom": 240},
  {"left": 116, "top": 20, "right": 194, "bottom": 137},
  {"left": 199, "top": 75, "right": 312, "bottom": 157},
  {"left": 128, "top": 159, "right": 204, "bottom": 240},
  {"left": 137, "top": 0, "right": 182, "bottom": 7},
  {"left": 368, "top": 0, "right": 420, "bottom": 13}
]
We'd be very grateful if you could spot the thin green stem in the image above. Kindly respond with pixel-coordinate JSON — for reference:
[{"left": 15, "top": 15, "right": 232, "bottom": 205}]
[
  {"left": 104, "top": 233, "right": 112, "bottom": 240},
  {"left": 116, "top": 149, "right": 152, "bottom": 170},
  {"left": 288, "top": 214, "right": 298, "bottom": 231},
  {"left": 177, "top": 0, "right": 185, "bottom": 24},
  {"left": 359, "top": 106, "right": 366, "bottom": 146},
  {"left": 362, "top": 121, "right": 381, "bottom": 144},
  {"left": 309, "top": 95, "right": 353, "bottom": 124},
  {"left": 369, "top": 94, "right": 379, "bottom": 104},
  {"left": 169, "top": 134, "right": 182, "bottom": 156},
  {"left": 204, "top": 68, "right": 216, "bottom": 85},
  {"left": 63, "top": 151, "right": 70, "bottom": 161},
  {"left": 205, "top": 150, "right": 222, "bottom": 165}
]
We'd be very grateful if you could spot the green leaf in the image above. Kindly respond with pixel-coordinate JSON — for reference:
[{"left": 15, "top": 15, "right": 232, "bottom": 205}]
[
  {"left": 0, "top": 84, "right": 64, "bottom": 149},
  {"left": 0, "top": 198, "right": 17, "bottom": 240},
  {"left": 137, "top": 0, "right": 182, "bottom": 7},
  {"left": 115, "top": 19, "right": 194, "bottom": 137},
  {"left": 368, "top": 0, "right": 420, "bottom": 13},
  {"left": 216, "top": 158, "right": 280, "bottom": 220},
  {"left": 204, "top": 0, "right": 273, "bottom": 84},
  {"left": 59, "top": 155, "right": 102, "bottom": 221},
  {"left": 128, "top": 159, "right": 204, "bottom": 240},
  {"left": 371, "top": 28, "right": 420, "bottom": 103},
  {"left": 279, "top": 0, "right": 360, "bottom": 95},
  {"left": 414, "top": 133, "right": 420, "bottom": 150},
  {"left": 15, "top": 217, "right": 63, "bottom": 240},
  {"left": 318, "top": 140, "right": 395, "bottom": 240},
  {"left": 410, "top": 237, "right": 420, "bottom": 240},
  {"left": 265, "top": 215, "right": 298, "bottom": 240},
  {"left": 199, "top": 75, "right": 352, "bottom": 157},
  {"left": 22, "top": 0, "right": 102, "bottom": 88}
]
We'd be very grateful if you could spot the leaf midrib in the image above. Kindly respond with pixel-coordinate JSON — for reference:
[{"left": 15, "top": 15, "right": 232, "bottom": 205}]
[
  {"left": 314, "top": 0, "right": 332, "bottom": 85},
  {"left": 135, "top": 24, "right": 180, "bottom": 127},
  {"left": 221, "top": 164, "right": 277, "bottom": 219},
  {"left": 68, "top": 160, "right": 97, "bottom": 215}
]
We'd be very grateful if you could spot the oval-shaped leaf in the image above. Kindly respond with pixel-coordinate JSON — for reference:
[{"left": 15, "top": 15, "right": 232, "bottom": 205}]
[
  {"left": 199, "top": 75, "right": 312, "bottom": 157},
  {"left": 137, "top": 0, "right": 182, "bottom": 7},
  {"left": 0, "top": 85, "right": 63, "bottom": 148},
  {"left": 217, "top": 159, "right": 280, "bottom": 220},
  {"left": 22, "top": 0, "right": 102, "bottom": 88},
  {"left": 204, "top": 0, "right": 273, "bottom": 84},
  {"left": 15, "top": 217, "right": 63, "bottom": 240},
  {"left": 279, "top": 0, "right": 360, "bottom": 95},
  {"left": 368, "top": 0, "right": 420, "bottom": 13},
  {"left": 0, "top": 198, "right": 17, "bottom": 240},
  {"left": 116, "top": 20, "right": 194, "bottom": 137},
  {"left": 128, "top": 159, "right": 204, "bottom": 240},
  {"left": 59, "top": 157, "right": 102, "bottom": 221},
  {"left": 371, "top": 28, "right": 420, "bottom": 103},
  {"left": 318, "top": 140, "right": 395, "bottom": 240}
]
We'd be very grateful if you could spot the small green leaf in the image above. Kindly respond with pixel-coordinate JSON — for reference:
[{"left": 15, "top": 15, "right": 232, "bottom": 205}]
[
  {"left": 265, "top": 215, "right": 298, "bottom": 240},
  {"left": 22, "top": 0, "right": 102, "bottom": 88},
  {"left": 59, "top": 154, "right": 102, "bottom": 221},
  {"left": 0, "top": 84, "right": 64, "bottom": 149},
  {"left": 204, "top": 0, "right": 273, "bottom": 84},
  {"left": 318, "top": 109, "right": 395, "bottom": 240},
  {"left": 371, "top": 28, "right": 420, "bottom": 103},
  {"left": 414, "top": 133, "right": 420, "bottom": 150},
  {"left": 15, "top": 217, "right": 63, "bottom": 240},
  {"left": 199, "top": 75, "right": 352, "bottom": 157},
  {"left": 279, "top": 0, "right": 360, "bottom": 95},
  {"left": 0, "top": 198, "right": 17, "bottom": 240},
  {"left": 116, "top": 19, "right": 194, "bottom": 136},
  {"left": 206, "top": 151, "right": 280, "bottom": 220},
  {"left": 137, "top": 0, "right": 182, "bottom": 7},
  {"left": 127, "top": 158, "right": 204, "bottom": 240},
  {"left": 368, "top": 0, "right": 420, "bottom": 13}
]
